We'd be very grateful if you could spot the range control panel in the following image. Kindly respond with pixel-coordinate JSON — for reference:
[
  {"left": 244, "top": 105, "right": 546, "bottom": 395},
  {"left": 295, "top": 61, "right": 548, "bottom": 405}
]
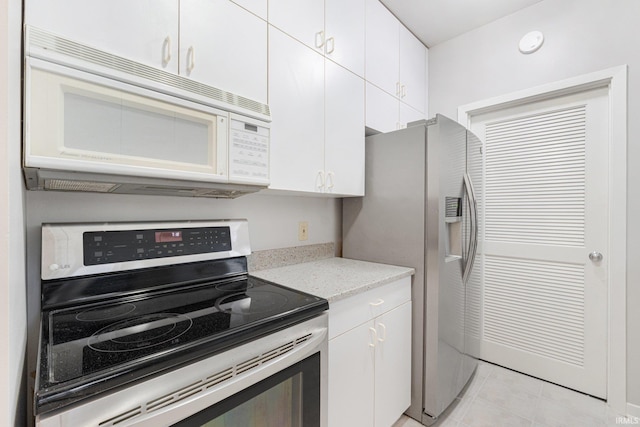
[{"left": 83, "top": 226, "right": 232, "bottom": 266}]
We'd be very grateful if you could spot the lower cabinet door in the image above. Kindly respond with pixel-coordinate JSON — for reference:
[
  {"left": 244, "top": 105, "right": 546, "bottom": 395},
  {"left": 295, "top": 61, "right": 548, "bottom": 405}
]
[
  {"left": 328, "top": 321, "right": 375, "bottom": 427},
  {"left": 374, "top": 301, "right": 412, "bottom": 427}
]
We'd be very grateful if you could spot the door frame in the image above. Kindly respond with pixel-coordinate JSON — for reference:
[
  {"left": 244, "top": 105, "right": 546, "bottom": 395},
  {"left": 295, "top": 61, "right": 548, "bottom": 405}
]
[{"left": 457, "top": 65, "right": 628, "bottom": 415}]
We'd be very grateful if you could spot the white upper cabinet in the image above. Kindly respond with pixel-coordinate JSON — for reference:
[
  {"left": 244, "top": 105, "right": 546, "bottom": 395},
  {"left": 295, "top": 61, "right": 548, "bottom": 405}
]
[
  {"left": 399, "top": 25, "right": 427, "bottom": 113},
  {"left": 270, "top": 0, "right": 365, "bottom": 77},
  {"left": 269, "top": 0, "right": 325, "bottom": 52},
  {"left": 26, "top": 0, "right": 267, "bottom": 104},
  {"left": 25, "top": 0, "right": 180, "bottom": 74},
  {"left": 366, "top": 82, "right": 400, "bottom": 134},
  {"left": 365, "top": 0, "right": 427, "bottom": 113},
  {"left": 325, "top": 0, "right": 366, "bottom": 77},
  {"left": 268, "top": 28, "right": 326, "bottom": 193},
  {"left": 400, "top": 102, "right": 425, "bottom": 128},
  {"left": 230, "top": 0, "right": 267, "bottom": 20},
  {"left": 268, "top": 27, "right": 364, "bottom": 196},
  {"left": 180, "top": 0, "right": 267, "bottom": 104},
  {"left": 325, "top": 60, "right": 365, "bottom": 196},
  {"left": 365, "top": 0, "right": 400, "bottom": 97},
  {"left": 366, "top": 81, "right": 426, "bottom": 134},
  {"left": 364, "top": 0, "right": 428, "bottom": 132}
]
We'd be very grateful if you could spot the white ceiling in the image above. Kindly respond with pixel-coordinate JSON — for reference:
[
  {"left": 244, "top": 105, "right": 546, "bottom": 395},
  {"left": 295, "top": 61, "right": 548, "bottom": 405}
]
[{"left": 380, "top": 0, "right": 544, "bottom": 47}]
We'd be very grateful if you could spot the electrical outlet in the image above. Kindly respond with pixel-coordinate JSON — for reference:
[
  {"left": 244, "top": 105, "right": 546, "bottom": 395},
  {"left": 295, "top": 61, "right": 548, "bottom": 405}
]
[{"left": 298, "top": 222, "right": 308, "bottom": 241}]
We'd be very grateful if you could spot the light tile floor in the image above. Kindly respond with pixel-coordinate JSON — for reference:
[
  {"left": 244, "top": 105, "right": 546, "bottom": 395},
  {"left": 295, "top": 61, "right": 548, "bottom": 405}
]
[{"left": 393, "top": 361, "right": 631, "bottom": 427}]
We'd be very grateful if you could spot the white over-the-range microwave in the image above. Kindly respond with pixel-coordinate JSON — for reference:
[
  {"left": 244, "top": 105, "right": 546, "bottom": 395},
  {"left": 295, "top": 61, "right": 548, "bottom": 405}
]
[{"left": 23, "top": 26, "right": 271, "bottom": 198}]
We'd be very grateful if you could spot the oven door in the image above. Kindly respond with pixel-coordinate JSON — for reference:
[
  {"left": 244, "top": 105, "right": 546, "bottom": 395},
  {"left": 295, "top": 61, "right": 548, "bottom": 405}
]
[
  {"left": 36, "top": 314, "right": 328, "bottom": 427},
  {"left": 173, "top": 352, "right": 321, "bottom": 426}
]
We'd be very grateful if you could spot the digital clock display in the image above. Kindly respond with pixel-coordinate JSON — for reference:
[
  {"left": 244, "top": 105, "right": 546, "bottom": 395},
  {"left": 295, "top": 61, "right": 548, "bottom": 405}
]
[{"left": 155, "top": 231, "right": 182, "bottom": 243}]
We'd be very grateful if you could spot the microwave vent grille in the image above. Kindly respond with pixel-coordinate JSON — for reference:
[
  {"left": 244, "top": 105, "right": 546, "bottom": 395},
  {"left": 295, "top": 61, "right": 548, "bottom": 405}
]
[
  {"left": 44, "top": 179, "right": 118, "bottom": 193},
  {"left": 27, "top": 27, "right": 270, "bottom": 119}
]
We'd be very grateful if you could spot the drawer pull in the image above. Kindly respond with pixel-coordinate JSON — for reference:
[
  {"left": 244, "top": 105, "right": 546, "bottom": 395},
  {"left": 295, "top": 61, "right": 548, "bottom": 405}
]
[{"left": 369, "top": 299, "right": 384, "bottom": 307}]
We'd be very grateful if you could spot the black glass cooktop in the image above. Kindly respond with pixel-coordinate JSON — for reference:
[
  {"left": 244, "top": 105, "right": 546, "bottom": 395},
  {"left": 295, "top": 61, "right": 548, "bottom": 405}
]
[{"left": 36, "top": 259, "right": 328, "bottom": 415}]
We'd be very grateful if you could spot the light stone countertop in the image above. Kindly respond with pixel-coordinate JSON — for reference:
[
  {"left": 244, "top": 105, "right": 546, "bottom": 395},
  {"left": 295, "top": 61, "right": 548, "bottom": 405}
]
[{"left": 250, "top": 257, "right": 415, "bottom": 304}]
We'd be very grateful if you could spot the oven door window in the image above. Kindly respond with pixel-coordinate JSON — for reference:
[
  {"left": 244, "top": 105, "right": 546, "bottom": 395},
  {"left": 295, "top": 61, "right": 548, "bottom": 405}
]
[{"left": 173, "top": 353, "right": 320, "bottom": 427}]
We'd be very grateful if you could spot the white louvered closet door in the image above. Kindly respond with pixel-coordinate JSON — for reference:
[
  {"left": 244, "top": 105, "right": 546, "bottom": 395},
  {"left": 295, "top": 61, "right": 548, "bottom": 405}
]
[{"left": 470, "top": 86, "right": 609, "bottom": 398}]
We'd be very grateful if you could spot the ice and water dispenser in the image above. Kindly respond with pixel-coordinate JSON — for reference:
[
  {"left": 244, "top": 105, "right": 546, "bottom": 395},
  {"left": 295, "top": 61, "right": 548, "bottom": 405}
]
[{"left": 445, "top": 196, "right": 462, "bottom": 261}]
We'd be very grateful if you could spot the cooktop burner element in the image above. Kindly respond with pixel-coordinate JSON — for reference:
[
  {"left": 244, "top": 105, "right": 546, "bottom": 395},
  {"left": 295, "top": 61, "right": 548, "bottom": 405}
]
[
  {"left": 214, "top": 281, "right": 254, "bottom": 292},
  {"left": 87, "top": 313, "right": 193, "bottom": 352},
  {"left": 75, "top": 303, "right": 137, "bottom": 322},
  {"left": 216, "top": 290, "right": 289, "bottom": 315}
]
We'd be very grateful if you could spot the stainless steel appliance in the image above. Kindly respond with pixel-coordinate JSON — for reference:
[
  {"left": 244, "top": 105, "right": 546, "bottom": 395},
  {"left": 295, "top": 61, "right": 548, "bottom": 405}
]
[
  {"left": 24, "top": 26, "right": 270, "bottom": 198},
  {"left": 343, "top": 114, "right": 482, "bottom": 424},
  {"left": 35, "top": 219, "right": 328, "bottom": 426}
]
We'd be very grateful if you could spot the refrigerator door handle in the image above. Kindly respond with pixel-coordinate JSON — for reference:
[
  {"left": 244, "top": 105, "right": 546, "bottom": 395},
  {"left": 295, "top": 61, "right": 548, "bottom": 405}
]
[{"left": 462, "top": 172, "right": 479, "bottom": 285}]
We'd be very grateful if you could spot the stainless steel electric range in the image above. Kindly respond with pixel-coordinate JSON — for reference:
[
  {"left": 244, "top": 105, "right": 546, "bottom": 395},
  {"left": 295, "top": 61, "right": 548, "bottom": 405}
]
[{"left": 34, "top": 220, "right": 328, "bottom": 427}]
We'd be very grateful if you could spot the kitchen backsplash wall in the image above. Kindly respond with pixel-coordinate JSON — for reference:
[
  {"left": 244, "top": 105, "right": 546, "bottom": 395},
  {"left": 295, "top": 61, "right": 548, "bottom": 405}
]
[{"left": 248, "top": 242, "right": 335, "bottom": 272}]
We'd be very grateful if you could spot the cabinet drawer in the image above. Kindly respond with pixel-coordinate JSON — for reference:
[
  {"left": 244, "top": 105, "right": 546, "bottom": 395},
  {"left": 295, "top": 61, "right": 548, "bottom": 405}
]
[{"left": 329, "top": 276, "right": 410, "bottom": 340}]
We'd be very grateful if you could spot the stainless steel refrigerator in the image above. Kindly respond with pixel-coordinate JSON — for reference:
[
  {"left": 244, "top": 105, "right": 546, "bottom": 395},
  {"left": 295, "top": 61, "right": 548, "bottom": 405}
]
[{"left": 343, "top": 114, "right": 483, "bottom": 425}]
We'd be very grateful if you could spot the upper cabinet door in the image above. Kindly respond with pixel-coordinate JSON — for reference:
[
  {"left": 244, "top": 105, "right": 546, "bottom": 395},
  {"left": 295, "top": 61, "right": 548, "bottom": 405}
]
[
  {"left": 180, "top": 0, "right": 267, "bottom": 104},
  {"left": 399, "top": 25, "right": 427, "bottom": 113},
  {"left": 269, "top": 0, "right": 325, "bottom": 52},
  {"left": 365, "top": 82, "right": 399, "bottom": 134},
  {"left": 230, "top": 0, "right": 267, "bottom": 20},
  {"left": 325, "top": 0, "right": 365, "bottom": 77},
  {"left": 268, "top": 27, "right": 325, "bottom": 193},
  {"left": 365, "top": 0, "right": 399, "bottom": 97},
  {"left": 325, "top": 60, "right": 365, "bottom": 196},
  {"left": 25, "top": 0, "right": 179, "bottom": 74}
]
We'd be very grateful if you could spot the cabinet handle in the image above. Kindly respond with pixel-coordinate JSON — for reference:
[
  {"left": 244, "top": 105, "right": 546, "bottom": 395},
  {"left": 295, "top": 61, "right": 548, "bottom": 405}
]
[
  {"left": 396, "top": 81, "right": 401, "bottom": 97},
  {"left": 370, "top": 298, "right": 384, "bottom": 307},
  {"left": 162, "top": 36, "right": 172, "bottom": 66},
  {"left": 401, "top": 84, "right": 406, "bottom": 98},
  {"left": 315, "top": 31, "right": 325, "bottom": 49},
  {"left": 377, "top": 323, "right": 387, "bottom": 342},
  {"left": 187, "top": 46, "right": 195, "bottom": 74},
  {"left": 326, "top": 171, "right": 335, "bottom": 190},
  {"left": 316, "top": 170, "right": 325, "bottom": 190},
  {"left": 325, "top": 37, "right": 335, "bottom": 54},
  {"left": 369, "top": 327, "right": 377, "bottom": 347}
]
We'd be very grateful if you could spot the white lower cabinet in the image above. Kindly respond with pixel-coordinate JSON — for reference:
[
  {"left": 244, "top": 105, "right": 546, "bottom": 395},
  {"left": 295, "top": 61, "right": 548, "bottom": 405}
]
[
  {"left": 374, "top": 302, "right": 412, "bottom": 427},
  {"left": 328, "top": 278, "right": 411, "bottom": 427}
]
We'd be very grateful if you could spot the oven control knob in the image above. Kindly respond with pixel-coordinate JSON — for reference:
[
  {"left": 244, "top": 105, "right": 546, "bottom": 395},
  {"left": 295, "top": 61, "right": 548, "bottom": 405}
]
[{"left": 49, "top": 263, "right": 60, "bottom": 271}]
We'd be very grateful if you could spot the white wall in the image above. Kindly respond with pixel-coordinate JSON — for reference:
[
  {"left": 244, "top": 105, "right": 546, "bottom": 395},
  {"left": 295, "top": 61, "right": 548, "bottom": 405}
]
[
  {"left": 428, "top": 0, "right": 640, "bottom": 408},
  {"left": 24, "top": 190, "right": 341, "bottom": 423},
  {"left": 1, "top": 0, "right": 27, "bottom": 425}
]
